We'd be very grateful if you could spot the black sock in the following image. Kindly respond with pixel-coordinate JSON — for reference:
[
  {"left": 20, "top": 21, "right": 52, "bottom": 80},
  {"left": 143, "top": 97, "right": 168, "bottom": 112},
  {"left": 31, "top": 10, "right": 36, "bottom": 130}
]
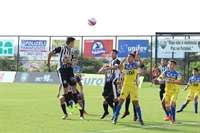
[
  {"left": 73, "top": 93, "right": 78, "bottom": 104},
  {"left": 79, "top": 108, "right": 84, "bottom": 117},
  {"left": 103, "top": 104, "right": 109, "bottom": 113},
  {"left": 114, "top": 101, "right": 118, "bottom": 111},
  {"left": 61, "top": 104, "right": 67, "bottom": 114},
  {"left": 132, "top": 102, "right": 137, "bottom": 117},
  {"left": 64, "top": 94, "right": 70, "bottom": 106},
  {"left": 125, "top": 98, "right": 130, "bottom": 112},
  {"left": 105, "top": 97, "right": 114, "bottom": 108}
]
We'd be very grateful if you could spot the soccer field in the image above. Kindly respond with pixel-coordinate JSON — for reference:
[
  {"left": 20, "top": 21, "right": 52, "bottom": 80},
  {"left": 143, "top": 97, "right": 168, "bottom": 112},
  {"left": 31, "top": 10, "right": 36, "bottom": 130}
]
[{"left": 0, "top": 83, "right": 200, "bottom": 133}]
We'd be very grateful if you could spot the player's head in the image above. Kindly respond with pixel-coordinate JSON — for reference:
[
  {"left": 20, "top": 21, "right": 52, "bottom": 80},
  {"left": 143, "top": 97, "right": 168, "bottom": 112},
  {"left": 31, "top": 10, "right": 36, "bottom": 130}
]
[
  {"left": 66, "top": 37, "right": 75, "bottom": 48},
  {"left": 192, "top": 68, "right": 198, "bottom": 76},
  {"left": 73, "top": 56, "right": 78, "bottom": 66},
  {"left": 161, "top": 58, "right": 167, "bottom": 66},
  {"left": 127, "top": 53, "right": 136, "bottom": 63},
  {"left": 111, "top": 49, "right": 118, "bottom": 59},
  {"left": 168, "top": 59, "right": 177, "bottom": 70}
]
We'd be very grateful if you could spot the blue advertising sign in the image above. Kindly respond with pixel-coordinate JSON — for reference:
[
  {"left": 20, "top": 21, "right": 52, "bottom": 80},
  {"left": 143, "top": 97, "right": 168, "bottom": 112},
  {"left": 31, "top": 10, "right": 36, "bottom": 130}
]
[{"left": 118, "top": 40, "right": 149, "bottom": 58}]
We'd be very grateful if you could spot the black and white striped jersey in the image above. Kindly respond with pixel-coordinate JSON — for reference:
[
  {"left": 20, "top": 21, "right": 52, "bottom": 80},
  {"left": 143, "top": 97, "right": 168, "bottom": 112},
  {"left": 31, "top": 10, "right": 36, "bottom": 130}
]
[
  {"left": 158, "top": 65, "right": 168, "bottom": 75},
  {"left": 53, "top": 46, "right": 74, "bottom": 70},
  {"left": 105, "top": 58, "right": 120, "bottom": 82}
]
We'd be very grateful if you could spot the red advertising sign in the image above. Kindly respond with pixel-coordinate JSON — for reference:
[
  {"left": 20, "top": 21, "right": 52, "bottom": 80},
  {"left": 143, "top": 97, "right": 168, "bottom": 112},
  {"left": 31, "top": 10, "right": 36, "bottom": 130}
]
[
  {"left": 0, "top": 72, "right": 5, "bottom": 81},
  {"left": 84, "top": 40, "right": 113, "bottom": 57}
]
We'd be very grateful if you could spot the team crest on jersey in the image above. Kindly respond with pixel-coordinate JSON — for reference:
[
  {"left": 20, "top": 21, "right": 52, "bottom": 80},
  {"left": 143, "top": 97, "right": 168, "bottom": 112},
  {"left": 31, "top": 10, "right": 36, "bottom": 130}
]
[{"left": 90, "top": 41, "right": 106, "bottom": 56}]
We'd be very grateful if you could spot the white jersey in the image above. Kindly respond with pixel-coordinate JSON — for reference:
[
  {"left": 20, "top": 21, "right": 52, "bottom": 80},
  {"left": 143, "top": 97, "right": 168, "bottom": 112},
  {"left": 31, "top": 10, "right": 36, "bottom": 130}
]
[
  {"left": 105, "top": 58, "right": 120, "bottom": 82},
  {"left": 52, "top": 46, "right": 74, "bottom": 71}
]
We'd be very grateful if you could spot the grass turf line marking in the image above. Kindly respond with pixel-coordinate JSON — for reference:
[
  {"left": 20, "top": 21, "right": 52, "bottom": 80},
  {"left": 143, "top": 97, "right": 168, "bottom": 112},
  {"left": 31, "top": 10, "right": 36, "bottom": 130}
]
[{"left": 80, "top": 122, "right": 200, "bottom": 133}]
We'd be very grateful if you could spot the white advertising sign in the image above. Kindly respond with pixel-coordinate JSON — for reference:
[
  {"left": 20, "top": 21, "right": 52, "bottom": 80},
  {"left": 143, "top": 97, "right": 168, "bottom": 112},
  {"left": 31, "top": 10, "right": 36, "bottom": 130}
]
[
  {"left": 0, "top": 71, "right": 16, "bottom": 82},
  {"left": 152, "top": 41, "right": 185, "bottom": 58},
  {"left": 19, "top": 37, "right": 49, "bottom": 56},
  {"left": 159, "top": 39, "right": 200, "bottom": 52}
]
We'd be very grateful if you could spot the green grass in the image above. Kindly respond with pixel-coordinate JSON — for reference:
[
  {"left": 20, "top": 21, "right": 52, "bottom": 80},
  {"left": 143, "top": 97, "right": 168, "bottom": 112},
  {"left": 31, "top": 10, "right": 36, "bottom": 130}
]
[{"left": 0, "top": 82, "right": 200, "bottom": 133}]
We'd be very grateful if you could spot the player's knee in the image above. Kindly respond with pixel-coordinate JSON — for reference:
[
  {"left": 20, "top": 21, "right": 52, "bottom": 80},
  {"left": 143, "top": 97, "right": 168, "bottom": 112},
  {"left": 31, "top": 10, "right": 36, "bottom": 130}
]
[
  {"left": 103, "top": 99, "right": 107, "bottom": 104},
  {"left": 194, "top": 96, "right": 198, "bottom": 101},
  {"left": 170, "top": 102, "right": 175, "bottom": 108},
  {"left": 60, "top": 96, "right": 65, "bottom": 103}
]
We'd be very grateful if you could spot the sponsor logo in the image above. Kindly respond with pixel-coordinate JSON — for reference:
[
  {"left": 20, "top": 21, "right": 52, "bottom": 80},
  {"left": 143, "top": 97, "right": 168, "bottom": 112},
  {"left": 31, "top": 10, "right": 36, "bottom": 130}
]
[
  {"left": 21, "top": 73, "right": 29, "bottom": 82},
  {"left": 90, "top": 41, "right": 106, "bottom": 56}
]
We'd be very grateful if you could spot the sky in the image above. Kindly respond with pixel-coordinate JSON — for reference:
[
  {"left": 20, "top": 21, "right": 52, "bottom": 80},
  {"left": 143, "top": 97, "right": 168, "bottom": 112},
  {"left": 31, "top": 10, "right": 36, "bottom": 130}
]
[{"left": 0, "top": 0, "right": 200, "bottom": 36}]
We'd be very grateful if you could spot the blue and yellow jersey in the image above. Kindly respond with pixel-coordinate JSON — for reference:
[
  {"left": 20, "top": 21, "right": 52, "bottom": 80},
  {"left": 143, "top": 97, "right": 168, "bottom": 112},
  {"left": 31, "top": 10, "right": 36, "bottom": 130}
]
[
  {"left": 73, "top": 66, "right": 82, "bottom": 91},
  {"left": 122, "top": 61, "right": 140, "bottom": 87},
  {"left": 73, "top": 66, "right": 82, "bottom": 79},
  {"left": 188, "top": 75, "right": 200, "bottom": 92},
  {"left": 159, "top": 69, "right": 181, "bottom": 92}
]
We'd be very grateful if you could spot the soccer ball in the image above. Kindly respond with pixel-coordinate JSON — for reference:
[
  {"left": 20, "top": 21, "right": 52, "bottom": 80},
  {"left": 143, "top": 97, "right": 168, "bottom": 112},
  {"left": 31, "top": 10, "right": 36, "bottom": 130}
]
[{"left": 88, "top": 17, "right": 96, "bottom": 26}]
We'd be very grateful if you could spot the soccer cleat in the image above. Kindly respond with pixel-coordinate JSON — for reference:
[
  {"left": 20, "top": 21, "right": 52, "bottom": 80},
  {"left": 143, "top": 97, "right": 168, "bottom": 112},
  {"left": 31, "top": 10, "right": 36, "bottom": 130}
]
[
  {"left": 80, "top": 116, "right": 84, "bottom": 120},
  {"left": 164, "top": 116, "right": 172, "bottom": 121},
  {"left": 83, "top": 110, "right": 88, "bottom": 114},
  {"left": 112, "top": 117, "right": 118, "bottom": 124},
  {"left": 195, "top": 111, "right": 198, "bottom": 114},
  {"left": 62, "top": 114, "right": 68, "bottom": 119},
  {"left": 100, "top": 112, "right": 109, "bottom": 119},
  {"left": 67, "top": 106, "right": 74, "bottom": 113},
  {"left": 176, "top": 109, "right": 183, "bottom": 113},
  {"left": 138, "top": 119, "right": 144, "bottom": 126},
  {"left": 133, "top": 116, "right": 137, "bottom": 121},
  {"left": 171, "top": 120, "right": 175, "bottom": 124},
  {"left": 121, "top": 111, "right": 130, "bottom": 119},
  {"left": 74, "top": 103, "right": 82, "bottom": 110}
]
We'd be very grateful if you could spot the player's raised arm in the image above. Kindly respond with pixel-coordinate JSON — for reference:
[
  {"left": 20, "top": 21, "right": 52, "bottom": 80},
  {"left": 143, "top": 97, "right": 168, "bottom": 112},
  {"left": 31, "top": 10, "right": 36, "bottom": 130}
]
[
  {"left": 136, "top": 50, "right": 142, "bottom": 67},
  {"left": 118, "top": 57, "right": 127, "bottom": 69},
  {"left": 98, "top": 65, "right": 107, "bottom": 74},
  {"left": 46, "top": 46, "right": 61, "bottom": 66},
  {"left": 157, "top": 71, "right": 166, "bottom": 83},
  {"left": 138, "top": 64, "right": 147, "bottom": 75}
]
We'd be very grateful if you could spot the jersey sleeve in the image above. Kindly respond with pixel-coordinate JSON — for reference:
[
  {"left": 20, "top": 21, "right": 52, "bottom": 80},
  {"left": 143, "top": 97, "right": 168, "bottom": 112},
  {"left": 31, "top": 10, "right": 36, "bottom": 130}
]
[
  {"left": 187, "top": 78, "right": 192, "bottom": 86},
  {"left": 52, "top": 47, "right": 61, "bottom": 54},
  {"left": 159, "top": 70, "right": 167, "bottom": 78},
  {"left": 176, "top": 72, "right": 182, "bottom": 81},
  {"left": 140, "top": 64, "right": 147, "bottom": 69},
  {"left": 114, "top": 59, "right": 120, "bottom": 67}
]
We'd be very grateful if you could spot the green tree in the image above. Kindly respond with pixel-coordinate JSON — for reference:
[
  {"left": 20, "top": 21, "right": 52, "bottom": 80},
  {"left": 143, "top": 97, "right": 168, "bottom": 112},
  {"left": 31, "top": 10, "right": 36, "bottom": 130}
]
[{"left": 0, "top": 56, "right": 24, "bottom": 71}]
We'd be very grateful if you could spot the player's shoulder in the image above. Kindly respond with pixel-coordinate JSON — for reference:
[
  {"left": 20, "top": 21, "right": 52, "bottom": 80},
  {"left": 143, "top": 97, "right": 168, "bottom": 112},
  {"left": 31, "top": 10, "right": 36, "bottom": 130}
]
[
  {"left": 174, "top": 70, "right": 180, "bottom": 75},
  {"left": 76, "top": 66, "right": 82, "bottom": 70}
]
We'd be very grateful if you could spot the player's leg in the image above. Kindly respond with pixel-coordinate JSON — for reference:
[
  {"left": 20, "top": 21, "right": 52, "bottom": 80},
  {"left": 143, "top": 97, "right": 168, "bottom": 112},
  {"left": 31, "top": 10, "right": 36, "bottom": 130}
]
[
  {"left": 132, "top": 101, "right": 137, "bottom": 121},
  {"left": 170, "top": 93, "right": 179, "bottom": 124},
  {"left": 59, "top": 68, "right": 71, "bottom": 109},
  {"left": 80, "top": 92, "right": 88, "bottom": 114},
  {"left": 77, "top": 94, "right": 84, "bottom": 120},
  {"left": 101, "top": 82, "right": 114, "bottom": 119},
  {"left": 163, "top": 93, "right": 172, "bottom": 121},
  {"left": 176, "top": 92, "right": 193, "bottom": 113},
  {"left": 159, "top": 84, "right": 165, "bottom": 107},
  {"left": 121, "top": 95, "right": 130, "bottom": 119},
  {"left": 68, "top": 70, "right": 82, "bottom": 110},
  {"left": 131, "top": 88, "right": 144, "bottom": 126},
  {"left": 67, "top": 92, "right": 74, "bottom": 114},
  {"left": 194, "top": 91, "right": 199, "bottom": 114},
  {"left": 112, "top": 87, "right": 128, "bottom": 124},
  {"left": 111, "top": 79, "right": 119, "bottom": 118},
  {"left": 60, "top": 95, "right": 68, "bottom": 119}
]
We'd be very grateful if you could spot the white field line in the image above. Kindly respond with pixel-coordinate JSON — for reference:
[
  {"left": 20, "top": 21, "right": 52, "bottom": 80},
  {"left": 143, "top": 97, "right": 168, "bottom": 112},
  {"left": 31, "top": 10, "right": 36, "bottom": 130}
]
[{"left": 80, "top": 122, "right": 200, "bottom": 133}]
